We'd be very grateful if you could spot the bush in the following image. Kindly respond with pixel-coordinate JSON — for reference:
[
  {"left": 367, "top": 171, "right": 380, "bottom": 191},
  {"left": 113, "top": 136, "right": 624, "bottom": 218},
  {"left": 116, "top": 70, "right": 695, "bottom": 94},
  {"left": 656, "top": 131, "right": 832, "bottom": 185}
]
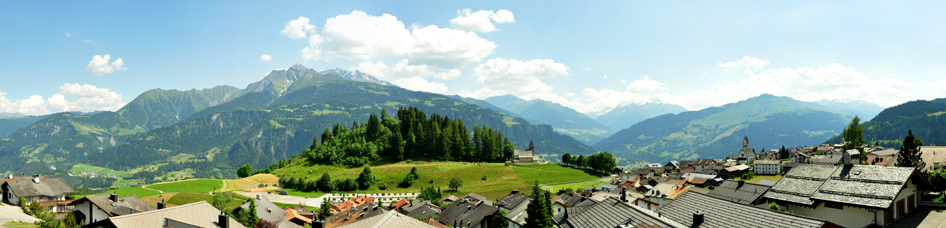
[{"left": 481, "top": 176, "right": 488, "bottom": 180}]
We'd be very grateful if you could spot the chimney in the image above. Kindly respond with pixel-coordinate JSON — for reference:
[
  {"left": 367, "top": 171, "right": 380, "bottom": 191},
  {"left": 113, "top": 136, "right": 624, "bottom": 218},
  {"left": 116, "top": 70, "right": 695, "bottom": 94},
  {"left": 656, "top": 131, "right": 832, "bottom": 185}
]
[
  {"left": 693, "top": 211, "right": 705, "bottom": 227},
  {"left": 256, "top": 195, "right": 262, "bottom": 200},
  {"left": 7, "top": 174, "right": 11, "bottom": 179},
  {"left": 511, "top": 189, "right": 520, "bottom": 195},
  {"left": 157, "top": 200, "right": 166, "bottom": 209},
  {"left": 32, "top": 175, "right": 40, "bottom": 183},
  {"left": 218, "top": 212, "right": 230, "bottom": 228},
  {"left": 110, "top": 193, "right": 118, "bottom": 202},
  {"left": 737, "top": 180, "right": 745, "bottom": 188},
  {"left": 620, "top": 187, "right": 628, "bottom": 203},
  {"left": 312, "top": 218, "right": 325, "bottom": 228}
]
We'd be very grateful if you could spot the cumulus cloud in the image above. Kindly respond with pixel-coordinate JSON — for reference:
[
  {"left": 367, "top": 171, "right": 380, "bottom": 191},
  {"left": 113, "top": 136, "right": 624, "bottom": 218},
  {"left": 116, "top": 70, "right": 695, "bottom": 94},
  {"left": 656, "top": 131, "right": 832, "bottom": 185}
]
[
  {"left": 449, "top": 9, "right": 515, "bottom": 32},
  {"left": 390, "top": 59, "right": 461, "bottom": 80},
  {"left": 0, "top": 83, "right": 125, "bottom": 115},
  {"left": 621, "top": 79, "right": 626, "bottom": 83},
  {"left": 86, "top": 54, "right": 125, "bottom": 75},
  {"left": 280, "top": 17, "right": 317, "bottom": 39},
  {"left": 351, "top": 60, "right": 388, "bottom": 78},
  {"left": 286, "top": 10, "right": 495, "bottom": 70},
  {"left": 460, "top": 58, "right": 570, "bottom": 105},
  {"left": 603, "top": 75, "right": 608, "bottom": 79},
  {"left": 626, "top": 76, "right": 666, "bottom": 94},
  {"left": 392, "top": 77, "right": 449, "bottom": 93},
  {"left": 258, "top": 54, "right": 273, "bottom": 62},
  {"left": 65, "top": 33, "right": 72, "bottom": 37},
  {"left": 718, "top": 56, "right": 770, "bottom": 70}
]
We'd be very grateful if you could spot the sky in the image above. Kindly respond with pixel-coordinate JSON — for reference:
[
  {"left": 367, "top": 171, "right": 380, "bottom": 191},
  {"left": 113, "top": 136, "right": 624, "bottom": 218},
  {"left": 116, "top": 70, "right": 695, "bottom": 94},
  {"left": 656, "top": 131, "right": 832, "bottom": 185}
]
[{"left": 2, "top": 1, "right": 946, "bottom": 116}]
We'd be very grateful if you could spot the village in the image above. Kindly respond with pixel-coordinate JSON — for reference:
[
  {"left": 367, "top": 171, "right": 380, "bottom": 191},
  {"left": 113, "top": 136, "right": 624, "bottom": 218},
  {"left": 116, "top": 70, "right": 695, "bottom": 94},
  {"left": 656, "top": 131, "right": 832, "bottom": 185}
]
[{"left": 4, "top": 135, "right": 946, "bottom": 228}]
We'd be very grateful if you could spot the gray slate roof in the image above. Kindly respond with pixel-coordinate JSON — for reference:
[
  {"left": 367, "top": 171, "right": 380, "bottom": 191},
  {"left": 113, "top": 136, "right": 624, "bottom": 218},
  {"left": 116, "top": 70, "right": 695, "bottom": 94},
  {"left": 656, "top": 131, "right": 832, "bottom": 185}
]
[
  {"left": 73, "top": 194, "right": 156, "bottom": 216},
  {"left": 405, "top": 205, "right": 440, "bottom": 219},
  {"left": 240, "top": 195, "right": 302, "bottom": 228},
  {"left": 103, "top": 201, "right": 245, "bottom": 228},
  {"left": 438, "top": 200, "right": 498, "bottom": 228},
  {"left": 338, "top": 210, "right": 436, "bottom": 228},
  {"left": 706, "top": 181, "right": 770, "bottom": 205},
  {"left": 764, "top": 164, "right": 920, "bottom": 209},
  {"left": 2, "top": 175, "right": 75, "bottom": 197},
  {"left": 660, "top": 192, "right": 830, "bottom": 228},
  {"left": 398, "top": 200, "right": 437, "bottom": 214},
  {"left": 496, "top": 192, "right": 529, "bottom": 211},
  {"left": 564, "top": 197, "right": 685, "bottom": 228}
]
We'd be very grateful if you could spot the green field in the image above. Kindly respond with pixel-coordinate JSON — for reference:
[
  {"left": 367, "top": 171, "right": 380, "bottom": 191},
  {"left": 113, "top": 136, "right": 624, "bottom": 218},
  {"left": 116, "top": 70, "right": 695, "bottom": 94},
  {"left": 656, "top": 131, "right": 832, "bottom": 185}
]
[
  {"left": 541, "top": 180, "right": 609, "bottom": 192},
  {"left": 271, "top": 160, "right": 603, "bottom": 200},
  {"left": 745, "top": 174, "right": 782, "bottom": 183},
  {"left": 3, "top": 222, "right": 37, "bottom": 228},
  {"left": 264, "top": 188, "right": 327, "bottom": 198},
  {"left": 167, "top": 192, "right": 248, "bottom": 212},
  {"left": 148, "top": 179, "right": 224, "bottom": 193},
  {"left": 70, "top": 186, "right": 163, "bottom": 199}
]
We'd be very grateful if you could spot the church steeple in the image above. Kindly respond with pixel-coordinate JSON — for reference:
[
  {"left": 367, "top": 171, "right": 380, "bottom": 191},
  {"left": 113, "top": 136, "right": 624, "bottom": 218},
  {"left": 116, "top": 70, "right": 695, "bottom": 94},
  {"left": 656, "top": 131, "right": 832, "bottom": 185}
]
[
  {"left": 529, "top": 140, "right": 534, "bottom": 151},
  {"left": 743, "top": 136, "right": 749, "bottom": 149}
]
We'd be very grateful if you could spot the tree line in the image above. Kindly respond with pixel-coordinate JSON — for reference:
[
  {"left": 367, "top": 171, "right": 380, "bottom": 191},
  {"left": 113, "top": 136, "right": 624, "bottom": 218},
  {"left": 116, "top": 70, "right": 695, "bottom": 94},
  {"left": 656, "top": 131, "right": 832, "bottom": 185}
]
[{"left": 303, "top": 107, "right": 517, "bottom": 167}]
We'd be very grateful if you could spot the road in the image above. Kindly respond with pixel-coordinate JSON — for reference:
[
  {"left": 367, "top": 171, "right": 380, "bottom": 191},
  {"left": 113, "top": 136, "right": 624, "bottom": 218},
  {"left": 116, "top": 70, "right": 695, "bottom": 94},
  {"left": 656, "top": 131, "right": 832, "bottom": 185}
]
[
  {"left": 235, "top": 192, "right": 419, "bottom": 208},
  {"left": 0, "top": 203, "right": 39, "bottom": 224}
]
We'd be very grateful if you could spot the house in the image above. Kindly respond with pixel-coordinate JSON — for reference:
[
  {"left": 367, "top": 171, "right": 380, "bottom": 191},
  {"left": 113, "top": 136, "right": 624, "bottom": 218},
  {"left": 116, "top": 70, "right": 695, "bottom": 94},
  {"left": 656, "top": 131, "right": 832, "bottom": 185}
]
[
  {"left": 843, "top": 149, "right": 861, "bottom": 164},
  {"left": 706, "top": 180, "right": 770, "bottom": 205},
  {"left": 235, "top": 195, "right": 303, "bottom": 228},
  {"left": 734, "top": 136, "right": 757, "bottom": 164},
  {"left": 458, "top": 193, "right": 494, "bottom": 206},
  {"left": 792, "top": 151, "right": 810, "bottom": 163},
  {"left": 323, "top": 202, "right": 386, "bottom": 228},
  {"left": 678, "top": 159, "right": 718, "bottom": 174},
  {"left": 762, "top": 163, "right": 930, "bottom": 228},
  {"left": 330, "top": 194, "right": 375, "bottom": 214},
  {"left": 754, "top": 159, "right": 782, "bottom": 175},
  {"left": 551, "top": 191, "right": 585, "bottom": 217},
  {"left": 283, "top": 206, "right": 315, "bottom": 227},
  {"left": 398, "top": 200, "right": 441, "bottom": 219},
  {"left": 633, "top": 183, "right": 692, "bottom": 211},
  {"left": 333, "top": 210, "right": 437, "bottom": 228},
  {"left": 71, "top": 193, "right": 156, "bottom": 226},
  {"left": 496, "top": 190, "right": 531, "bottom": 228},
  {"left": 441, "top": 195, "right": 460, "bottom": 204},
  {"left": 1, "top": 175, "right": 75, "bottom": 211},
  {"left": 664, "top": 161, "right": 680, "bottom": 173},
  {"left": 389, "top": 198, "right": 410, "bottom": 211},
  {"left": 918, "top": 146, "right": 946, "bottom": 171},
  {"left": 866, "top": 154, "right": 894, "bottom": 166},
  {"left": 557, "top": 196, "right": 686, "bottom": 228},
  {"left": 718, "top": 164, "right": 751, "bottom": 179},
  {"left": 84, "top": 201, "right": 245, "bottom": 228},
  {"left": 659, "top": 192, "right": 838, "bottom": 228},
  {"left": 438, "top": 198, "right": 498, "bottom": 228},
  {"left": 512, "top": 140, "right": 537, "bottom": 163}
]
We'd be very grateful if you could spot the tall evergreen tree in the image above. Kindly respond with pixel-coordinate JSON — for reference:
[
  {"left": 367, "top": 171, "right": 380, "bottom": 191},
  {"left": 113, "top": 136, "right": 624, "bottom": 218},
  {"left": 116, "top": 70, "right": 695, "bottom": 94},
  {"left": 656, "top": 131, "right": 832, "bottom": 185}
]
[
  {"left": 843, "top": 116, "right": 866, "bottom": 163},
  {"left": 779, "top": 146, "right": 789, "bottom": 160},
  {"left": 321, "top": 127, "right": 332, "bottom": 145},
  {"left": 367, "top": 113, "right": 381, "bottom": 140},
  {"left": 896, "top": 129, "right": 926, "bottom": 172},
  {"left": 356, "top": 167, "right": 376, "bottom": 190},
  {"left": 524, "top": 181, "right": 554, "bottom": 228}
]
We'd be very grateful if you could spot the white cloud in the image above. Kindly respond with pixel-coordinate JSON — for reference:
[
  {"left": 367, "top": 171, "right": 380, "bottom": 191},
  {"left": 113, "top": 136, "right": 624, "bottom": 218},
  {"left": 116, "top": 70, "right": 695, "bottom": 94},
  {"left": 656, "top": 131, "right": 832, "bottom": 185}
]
[
  {"left": 626, "top": 76, "right": 666, "bottom": 94},
  {"left": 392, "top": 77, "right": 448, "bottom": 93},
  {"left": 461, "top": 58, "right": 570, "bottom": 106},
  {"left": 351, "top": 61, "right": 388, "bottom": 78},
  {"left": 86, "top": 54, "right": 126, "bottom": 75},
  {"left": 258, "top": 54, "right": 273, "bottom": 62},
  {"left": 280, "top": 17, "right": 317, "bottom": 39},
  {"left": 718, "top": 56, "right": 770, "bottom": 70},
  {"left": 0, "top": 83, "right": 125, "bottom": 115},
  {"left": 449, "top": 9, "right": 515, "bottom": 32},
  {"left": 83, "top": 39, "right": 97, "bottom": 44},
  {"left": 703, "top": 71, "right": 709, "bottom": 75},
  {"left": 286, "top": 11, "right": 496, "bottom": 70},
  {"left": 603, "top": 75, "right": 608, "bottom": 79},
  {"left": 932, "top": 79, "right": 946, "bottom": 97},
  {"left": 65, "top": 33, "right": 71, "bottom": 37},
  {"left": 390, "top": 59, "right": 461, "bottom": 80},
  {"left": 621, "top": 79, "right": 626, "bottom": 83}
]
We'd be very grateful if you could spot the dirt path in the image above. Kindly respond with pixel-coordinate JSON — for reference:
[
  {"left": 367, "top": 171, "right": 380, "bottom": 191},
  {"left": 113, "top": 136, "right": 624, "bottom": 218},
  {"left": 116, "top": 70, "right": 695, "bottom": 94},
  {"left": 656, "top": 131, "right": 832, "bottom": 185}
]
[{"left": 141, "top": 184, "right": 164, "bottom": 193}]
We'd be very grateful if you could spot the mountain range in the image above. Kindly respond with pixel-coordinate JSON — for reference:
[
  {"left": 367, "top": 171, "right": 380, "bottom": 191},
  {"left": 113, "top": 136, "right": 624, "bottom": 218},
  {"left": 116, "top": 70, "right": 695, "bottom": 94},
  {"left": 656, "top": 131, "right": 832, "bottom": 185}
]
[
  {"left": 483, "top": 95, "right": 613, "bottom": 144},
  {"left": 593, "top": 94, "right": 856, "bottom": 166},
  {"left": 594, "top": 100, "right": 688, "bottom": 132},
  {"left": 0, "top": 65, "right": 595, "bottom": 187},
  {"left": 823, "top": 98, "right": 946, "bottom": 148},
  {"left": 816, "top": 99, "right": 885, "bottom": 120}
]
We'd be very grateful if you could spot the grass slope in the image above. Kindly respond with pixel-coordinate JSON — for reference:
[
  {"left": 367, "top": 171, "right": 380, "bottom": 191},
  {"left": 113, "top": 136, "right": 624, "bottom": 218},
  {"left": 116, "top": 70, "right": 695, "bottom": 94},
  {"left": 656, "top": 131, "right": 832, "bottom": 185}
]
[
  {"left": 147, "top": 179, "right": 223, "bottom": 193},
  {"left": 272, "top": 161, "right": 601, "bottom": 200},
  {"left": 222, "top": 174, "right": 280, "bottom": 192}
]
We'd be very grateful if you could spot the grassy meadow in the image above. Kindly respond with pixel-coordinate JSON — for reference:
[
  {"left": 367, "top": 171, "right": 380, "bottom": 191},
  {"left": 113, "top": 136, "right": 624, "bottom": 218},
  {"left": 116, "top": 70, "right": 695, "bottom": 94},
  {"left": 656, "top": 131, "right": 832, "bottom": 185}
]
[{"left": 147, "top": 179, "right": 224, "bottom": 193}]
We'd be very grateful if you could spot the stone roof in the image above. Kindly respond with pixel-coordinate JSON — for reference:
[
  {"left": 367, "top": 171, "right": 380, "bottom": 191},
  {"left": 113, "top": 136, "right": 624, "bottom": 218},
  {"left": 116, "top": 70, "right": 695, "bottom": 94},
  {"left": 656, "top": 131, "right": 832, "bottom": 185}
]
[
  {"left": 706, "top": 181, "right": 770, "bottom": 205},
  {"left": 660, "top": 192, "right": 831, "bottom": 228},
  {"left": 564, "top": 197, "right": 685, "bottom": 228},
  {"left": 2, "top": 175, "right": 75, "bottom": 198},
  {"left": 398, "top": 200, "right": 438, "bottom": 214},
  {"left": 240, "top": 195, "right": 303, "bottom": 228},
  {"left": 764, "top": 164, "right": 922, "bottom": 209},
  {"left": 438, "top": 200, "right": 498, "bottom": 228},
  {"left": 553, "top": 192, "right": 584, "bottom": 207},
  {"left": 99, "top": 201, "right": 245, "bottom": 228},
  {"left": 496, "top": 192, "right": 529, "bottom": 211},
  {"left": 405, "top": 205, "right": 441, "bottom": 219},
  {"left": 757, "top": 179, "right": 779, "bottom": 186},
  {"left": 723, "top": 164, "right": 750, "bottom": 172},
  {"left": 71, "top": 194, "right": 156, "bottom": 216},
  {"left": 325, "top": 202, "right": 387, "bottom": 228},
  {"left": 338, "top": 210, "right": 436, "bottom": 228},
  {"left": 459, "top": 193, "right": 493, "bottom": 206}
]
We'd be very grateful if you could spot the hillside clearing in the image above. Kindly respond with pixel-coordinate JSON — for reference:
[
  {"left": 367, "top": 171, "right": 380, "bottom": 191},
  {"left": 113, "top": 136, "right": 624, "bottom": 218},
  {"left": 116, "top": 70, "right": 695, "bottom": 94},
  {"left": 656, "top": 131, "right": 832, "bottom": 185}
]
[
  {"left": 147, "top": 179, "right": 223, "bottom": 193},
  {"left": 222, "top": 174, "right": 280, "bottom": 191}
]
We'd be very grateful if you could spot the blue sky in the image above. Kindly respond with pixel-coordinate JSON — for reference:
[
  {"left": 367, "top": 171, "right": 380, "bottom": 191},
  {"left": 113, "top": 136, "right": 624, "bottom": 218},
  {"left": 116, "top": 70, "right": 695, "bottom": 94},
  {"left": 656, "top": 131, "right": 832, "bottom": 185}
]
[{"left": 2, "top": 1, "right": 946, "bottom": 115}]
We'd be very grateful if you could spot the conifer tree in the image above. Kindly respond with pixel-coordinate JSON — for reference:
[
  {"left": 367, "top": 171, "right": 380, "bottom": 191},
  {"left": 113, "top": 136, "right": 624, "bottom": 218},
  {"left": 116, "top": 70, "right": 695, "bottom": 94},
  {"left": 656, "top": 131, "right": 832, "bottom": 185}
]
[
  {"left": 524, "top": 181, "right": 554, "bottom": 228},
  {"left": 896, "top": 129, "right": 926, "bottom": 172}
]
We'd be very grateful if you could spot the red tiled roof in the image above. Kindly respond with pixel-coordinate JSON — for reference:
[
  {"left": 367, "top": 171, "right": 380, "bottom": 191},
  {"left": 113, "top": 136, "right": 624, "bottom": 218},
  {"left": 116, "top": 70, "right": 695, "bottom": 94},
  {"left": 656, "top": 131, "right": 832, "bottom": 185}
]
[
  {"left": 687, "top": 178, "right": 707, "bottom": 185},
  {"left": 390, "top": 198, "right": 410, "bottom": 211}
]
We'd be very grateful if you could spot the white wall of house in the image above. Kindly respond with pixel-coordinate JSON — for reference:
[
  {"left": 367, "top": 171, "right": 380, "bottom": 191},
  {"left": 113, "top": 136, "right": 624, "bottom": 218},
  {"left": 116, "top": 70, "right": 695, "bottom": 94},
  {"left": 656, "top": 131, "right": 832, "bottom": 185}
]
[
  {"left": 73, "top": 201, "right": 111, "bottom": 225},
  {"left": 755, "top": 163, "right": 781, "bottom": 175},
  {"left": 5, "top": 185, "right": 18, "bottom": 205},
  {"left": 552, "top": 204, "right": 565, "bottom": 216}
]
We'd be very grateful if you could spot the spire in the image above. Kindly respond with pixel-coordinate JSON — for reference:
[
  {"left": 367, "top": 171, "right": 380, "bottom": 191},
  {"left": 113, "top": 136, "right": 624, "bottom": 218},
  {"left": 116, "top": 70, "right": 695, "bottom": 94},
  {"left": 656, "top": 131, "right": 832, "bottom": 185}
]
[{"left": 743, "top": 136, "right": 749, "bottom": 149}]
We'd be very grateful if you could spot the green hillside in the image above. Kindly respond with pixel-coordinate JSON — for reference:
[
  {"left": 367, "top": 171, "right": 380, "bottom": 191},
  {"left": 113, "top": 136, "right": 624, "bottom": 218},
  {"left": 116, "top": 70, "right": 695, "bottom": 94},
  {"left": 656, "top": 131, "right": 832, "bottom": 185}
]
[
  {"left": 823, "top": 98, "right": 946, "bottom": 148},
  {"left": 0, "top": 115, "right": 47, "bottom": 137},
  {"left": 594, "top": 94, "right": 852, "bottom": 166}
]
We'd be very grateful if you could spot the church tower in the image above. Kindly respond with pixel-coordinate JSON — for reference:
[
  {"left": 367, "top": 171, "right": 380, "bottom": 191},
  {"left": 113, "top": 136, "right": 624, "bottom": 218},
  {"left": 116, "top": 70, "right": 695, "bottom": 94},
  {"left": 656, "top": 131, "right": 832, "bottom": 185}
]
[
  {"left": 529, "top": 140, "right": 535, "bottom": 151},
  {"left": 743, "top": 136, "right": 749, "bottom": 149}
]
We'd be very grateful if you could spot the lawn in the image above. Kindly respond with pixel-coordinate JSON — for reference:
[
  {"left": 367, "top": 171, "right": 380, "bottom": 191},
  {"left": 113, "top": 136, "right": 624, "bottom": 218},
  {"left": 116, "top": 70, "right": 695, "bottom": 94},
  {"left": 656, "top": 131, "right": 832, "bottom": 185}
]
[
  {"left": 272, "top": 202, "right": 320, "bottom": 212},
  {"left": 3, "top": 222, "right": 37, "bottom": 228},
  {"left": 264, "top": 188, "right": 327, "bottom": 198},
  {"left": 223, "top": 174, "right": 280, "bottom": 192},
  {"left": 70, "top": 186, "right": 162, "bottom": 199},
  {"left": 148, "top": 179, "right": 224, "bottom": 193},
  {"left": 166, "top": 192, "right": 248, "bottom": 213},
  {"left": 271, "top": 160, "right": 602, "bottom": 200},
  {"left": 745, "top": 174, "right": 783, "bottom": 184},
  {"left": 541, "top": 180, "right": 609, "bottom": 192}
]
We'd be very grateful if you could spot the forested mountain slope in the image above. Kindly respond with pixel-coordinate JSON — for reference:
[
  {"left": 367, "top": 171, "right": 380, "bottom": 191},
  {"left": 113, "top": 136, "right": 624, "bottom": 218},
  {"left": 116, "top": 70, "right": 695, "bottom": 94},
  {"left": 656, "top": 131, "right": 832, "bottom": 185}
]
[
  {"left": 595, "top": 94, "right": 852, "bottom": 166},
  {"left": 823, "top": 98, "right": 946, "bottom": 148}
]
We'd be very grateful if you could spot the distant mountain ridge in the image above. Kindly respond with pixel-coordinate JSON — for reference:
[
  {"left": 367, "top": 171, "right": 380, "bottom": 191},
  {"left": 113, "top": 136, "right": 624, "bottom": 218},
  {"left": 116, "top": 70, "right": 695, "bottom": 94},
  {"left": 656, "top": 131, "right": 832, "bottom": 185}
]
[
  {"left": 320, "top": 68, "right": 393, "bottom": 86},
  {"left": 594, "top": 100, "right": 688, "bottom": 132},
  {"left": 823, "top": 98, "right": 946, "bottom": 148},
  {"left": 816, "top": 99, "right": 884, "bottom": 120},
  {"left": 594, "top": 94, "right": 853, "bottom": 166},
  {"left": 484, "top": 94, "right": 612, "bottom": 145}
]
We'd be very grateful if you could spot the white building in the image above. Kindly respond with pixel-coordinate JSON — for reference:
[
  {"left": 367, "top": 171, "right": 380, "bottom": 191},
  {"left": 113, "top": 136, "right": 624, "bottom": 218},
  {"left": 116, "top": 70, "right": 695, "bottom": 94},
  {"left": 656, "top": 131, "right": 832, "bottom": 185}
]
[
  {"left": 763, "top": 163, "right": 929, "bottom": 228},
  {"left": 1, "top": 175, "right": 75, "bottom": 212},
  {"left": 735, "top": 136, "right": 756, "bottom": 164},
  {"left": 754, "top": 160, "right": 782, "bottom": 175},
  {"left": 70, "top": 193, "right": 156, "bottom": 225}
]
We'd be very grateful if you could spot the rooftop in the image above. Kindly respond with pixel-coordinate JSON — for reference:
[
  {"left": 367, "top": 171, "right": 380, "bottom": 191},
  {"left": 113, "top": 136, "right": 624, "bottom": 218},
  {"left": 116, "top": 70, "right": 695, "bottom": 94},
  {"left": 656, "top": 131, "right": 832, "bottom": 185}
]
[
  {"left": 763, "top": 164, "right": 922, "bottom": 209},
  {"left": 706, "top": 181, "right": 770, "bottom": 205},
  {"left": 660, "top": 192, "right": 831, "bottom": 228},
  {"left": 564, "top": 197, "right": 685, "bottom": 228},
  {"left": 96, "top": 201, "right": 245, "bottom": 228}
]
